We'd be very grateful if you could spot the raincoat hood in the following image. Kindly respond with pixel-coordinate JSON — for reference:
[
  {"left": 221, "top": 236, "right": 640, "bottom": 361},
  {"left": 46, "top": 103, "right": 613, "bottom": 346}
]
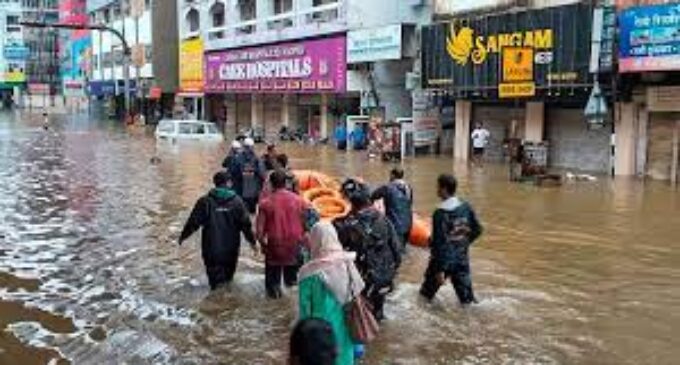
[
  {"left": 439, "top": 196, "right": 464, "bottom": 211},
  {"left": 209, "top": 187, "right": 236, "bottom": 201}
]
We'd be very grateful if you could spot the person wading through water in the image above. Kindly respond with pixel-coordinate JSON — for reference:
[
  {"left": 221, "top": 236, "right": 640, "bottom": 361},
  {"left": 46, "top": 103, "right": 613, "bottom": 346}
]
[
  {"left": 298, "top": 222, "right": 365, "bottom": 365},
  {"left": 178, "top": 171, "right": 257, "bottom": 290},
  {"left": 371, "top": 168, "right": 413, "bottom": 251},
  {"left": 420, "top": 174, "right": 483, "bottom": 306},
  {"left": 334, "top": 180, "right": 401, "bottom": 321},
  {"left": 234, "top": 137, "right": 265, "bottom": 214},
  {"left": 257, "top": 169, "right": 308, "bottom": 298}
]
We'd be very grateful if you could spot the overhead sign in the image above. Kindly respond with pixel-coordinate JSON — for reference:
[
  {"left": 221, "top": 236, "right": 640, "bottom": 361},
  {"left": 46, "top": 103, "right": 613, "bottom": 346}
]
[
  {"left": 4, "top": 45, "right": 30, "bottom": 61},
  {"left": 347, "top": 24, "right": 402, "bottom": 63},
  {"left": 205, "top": 35, "right": 347, "bottom": 94},
  {"left": 179, "top": 37, "right": 204, "bottom": 93},
  {"left": 619, "top": 3, "right": 680, "bottom": 73},
  {"left": 499, "top": 83, "right": 536, "bottom": 98},
  {"left": 421, "top": 3, "right": 592, "bottom": 96}
]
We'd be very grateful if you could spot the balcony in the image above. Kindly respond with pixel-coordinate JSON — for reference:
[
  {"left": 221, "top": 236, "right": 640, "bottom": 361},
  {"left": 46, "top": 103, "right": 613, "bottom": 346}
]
[{"left": 204, "top": 1, "right": 346, "bottom": 51}]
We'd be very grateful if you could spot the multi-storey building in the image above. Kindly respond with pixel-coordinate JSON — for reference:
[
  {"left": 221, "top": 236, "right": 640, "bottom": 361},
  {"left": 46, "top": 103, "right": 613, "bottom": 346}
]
[
  {"left": 22, "top": 0, "right": 61, "bottom": 101},
  {"left": 0, "top": 0, "right": 26, "bottom": 106},
  {"left": 181, "top": 0, "right": 432, "bottom": 141}
]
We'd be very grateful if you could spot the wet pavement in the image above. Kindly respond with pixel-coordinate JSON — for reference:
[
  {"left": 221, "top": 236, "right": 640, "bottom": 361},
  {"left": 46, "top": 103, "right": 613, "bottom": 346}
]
[{"left": 0, "top": 111, "right": 678, "bottom": 365}]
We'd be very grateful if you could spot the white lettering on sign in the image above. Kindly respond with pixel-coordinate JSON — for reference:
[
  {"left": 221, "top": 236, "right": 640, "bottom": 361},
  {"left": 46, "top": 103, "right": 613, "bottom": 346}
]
[{"left": 219, "top": 57, "right": 313, "bottom": 81}]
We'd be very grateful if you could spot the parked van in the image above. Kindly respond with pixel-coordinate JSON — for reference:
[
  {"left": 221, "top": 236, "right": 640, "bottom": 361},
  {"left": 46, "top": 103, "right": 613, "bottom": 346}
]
[{"left": 155, "top": 119, "right": 223, "bottom": 141}]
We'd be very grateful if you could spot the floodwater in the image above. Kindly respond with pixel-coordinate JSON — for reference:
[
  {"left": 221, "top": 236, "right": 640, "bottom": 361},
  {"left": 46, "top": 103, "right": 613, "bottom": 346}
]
[{"left": 0, "top": 111, "right": 678, "bottom": 365}]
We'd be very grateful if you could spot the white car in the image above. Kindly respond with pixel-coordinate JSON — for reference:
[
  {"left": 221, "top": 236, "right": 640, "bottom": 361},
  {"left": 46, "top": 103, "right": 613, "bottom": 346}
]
[{"left": 155, "top": 119, "right": 224, "bottom": 141}]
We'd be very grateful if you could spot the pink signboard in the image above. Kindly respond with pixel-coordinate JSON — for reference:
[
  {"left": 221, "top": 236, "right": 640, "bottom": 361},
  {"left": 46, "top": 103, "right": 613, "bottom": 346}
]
[{"left": 205, "top": 35, "right": 346, "bottom": 94}]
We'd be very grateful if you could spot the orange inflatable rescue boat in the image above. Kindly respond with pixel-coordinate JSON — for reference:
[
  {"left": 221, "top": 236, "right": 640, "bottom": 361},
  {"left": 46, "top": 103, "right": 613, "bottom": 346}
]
[
  {"left": 302, "top": 187, "right": 342, "bottom": 204},
  {"left": 409, "top": 215, "right": 431, "bottom": 247},
  {"left": 312, "top": 196, "right": 351, "bottom": 220}
]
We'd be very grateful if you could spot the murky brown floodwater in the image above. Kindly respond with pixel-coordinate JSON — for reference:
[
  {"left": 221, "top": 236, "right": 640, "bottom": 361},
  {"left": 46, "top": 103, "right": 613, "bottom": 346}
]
[{"left": 0, "top": 111, "right": 678, "bottom": 365}]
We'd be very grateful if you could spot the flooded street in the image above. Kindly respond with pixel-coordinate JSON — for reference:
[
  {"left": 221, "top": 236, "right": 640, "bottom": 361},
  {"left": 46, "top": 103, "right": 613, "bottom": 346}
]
[{"left": 0, "top": 112, "right": 678, "bottom": 365}]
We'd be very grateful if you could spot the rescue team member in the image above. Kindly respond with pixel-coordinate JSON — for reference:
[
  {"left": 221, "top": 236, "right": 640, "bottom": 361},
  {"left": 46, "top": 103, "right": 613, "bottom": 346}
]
[
  {"left": 334, "top": 180, "right": 401, "bottom": 321},
  {"left": 420, "top": 174, "right": 483, "bottom": 306},
  {"left": 233, "top": 138, "right": 266, "bottom": 214},
  {"left": 222, "top": 140, "right": 243, "bottom": 172},
  {"left": 371, "top": 168, "right": 413, "bottom": 251},
  {"left": 471, "top": 122, "right": 491, "bottom": 166},
  {"left": 178, "top": 171, "right": 256, "bottom": 290},
  {"left": 256, "top": 170, "right": 308, "bottom": 299}
]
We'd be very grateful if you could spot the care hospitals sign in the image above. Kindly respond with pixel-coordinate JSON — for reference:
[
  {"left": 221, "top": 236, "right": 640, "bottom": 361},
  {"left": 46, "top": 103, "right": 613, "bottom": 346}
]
[{"left": 347, "top": 24, "right": 403, "bottom": 63}]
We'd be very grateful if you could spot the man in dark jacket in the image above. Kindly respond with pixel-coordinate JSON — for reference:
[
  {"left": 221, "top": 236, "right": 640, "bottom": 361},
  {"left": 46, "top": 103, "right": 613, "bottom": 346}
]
[
  {"left": 233, "top": 138, "right": 266, "bottom": 213},
  {"left": 334, "top": 182, "right": 401, "bottom": 321},
  {"left": 262, "top": 143, "right": 279, "bottom": 172},
  {"left": 420, "top": 174, "right": 482, "bottom": 305},
  {"left": 371, "top": 168, "right": 413, "bottom": 251},
  {"left": 179, "top": 171, "right": 257, "bottom": 290}
]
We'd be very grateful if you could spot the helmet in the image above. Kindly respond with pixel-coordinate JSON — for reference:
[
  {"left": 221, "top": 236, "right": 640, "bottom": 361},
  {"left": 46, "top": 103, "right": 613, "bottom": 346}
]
[
  {"left": 231, "top": 140, "right": 242, "bottom": 149},
  {"left": 244, "top": 138, "right": 255, "bottom": 147}
]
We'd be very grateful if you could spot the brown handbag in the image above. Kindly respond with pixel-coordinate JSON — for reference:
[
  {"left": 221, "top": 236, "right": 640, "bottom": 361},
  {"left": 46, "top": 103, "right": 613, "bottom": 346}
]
[{"left": 344, "top": 264, "right": 380, "bottom": 343}]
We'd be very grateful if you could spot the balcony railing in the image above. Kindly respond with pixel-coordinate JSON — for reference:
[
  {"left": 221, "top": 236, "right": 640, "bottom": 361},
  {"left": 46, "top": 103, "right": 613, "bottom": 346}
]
[{"left": 205, "top": 1, "right": 344, "bottom": 47}]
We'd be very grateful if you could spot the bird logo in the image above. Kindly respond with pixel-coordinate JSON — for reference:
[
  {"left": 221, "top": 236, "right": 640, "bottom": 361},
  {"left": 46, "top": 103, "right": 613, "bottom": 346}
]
[{"left": 446, "top": 25, "right": 474, "bottom": 66}]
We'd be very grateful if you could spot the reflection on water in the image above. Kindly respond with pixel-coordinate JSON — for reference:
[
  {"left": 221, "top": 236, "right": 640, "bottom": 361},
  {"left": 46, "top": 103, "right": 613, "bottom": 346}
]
[{"left": 0, "top": 112, "right": 678, "bottom": 365}]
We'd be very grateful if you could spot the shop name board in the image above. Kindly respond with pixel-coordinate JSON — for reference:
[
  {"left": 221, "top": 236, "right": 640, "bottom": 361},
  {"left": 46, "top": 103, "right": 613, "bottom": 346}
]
[
  {"left": 421, "top": 3, "right": 592, "bottom": 98},
  {"left": 347, "top": 24, "right": 402, "bottom": 63},
  {"left": 3, "top": 45, "right": 30, "bottom": 61},
  {"left": 447, "top": 26, "right": 553, "bottom": 65},
  {"left": 619, "top": 4, "right": 680, "bottom": 72},
  {"left": 205, "top": 36, "right": 346, "bottom": 94},
  {"left": 179, "top": 37, "right": 204, "bottom": 93}
]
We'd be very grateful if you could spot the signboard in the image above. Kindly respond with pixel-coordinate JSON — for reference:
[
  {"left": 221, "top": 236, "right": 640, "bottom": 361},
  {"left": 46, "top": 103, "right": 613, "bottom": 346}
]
[
  {"left": 205, "top": 35, "right": 347, "bottom": 94},
  {"left": 29, "top": 83, "right": 50, "bottom": 94},
  {"left": 88, "top": 80, "right": 116, "bottom": 97},
  {"left": 179, "top": 38, "right": 204, "bottom": 93},
  {"left": 413, "top": 116, "right": 439, "bottom": 147},
  {"left": 421, "top": 3, "right": 592, "bottom": 96},
  {"left": 619, "top": 4, "right": 680, "bottom": 73},
  {"left": 131, "top": 44, "right": 146, "bottom": 67},
  {"left": 3, "top": 45, "right": 30, "bottom": 61},
  {"left": 3, "top": 70, "right": 25, "bottom": 83},
  {"left": 347, "top": 24, "right": 402, "bottom": 63},
  {"left": 500, "top": 47, "right": 535, "bottom": 98},
  {"left": 499, "top": 83, "right": 536, "bottom": 98}
]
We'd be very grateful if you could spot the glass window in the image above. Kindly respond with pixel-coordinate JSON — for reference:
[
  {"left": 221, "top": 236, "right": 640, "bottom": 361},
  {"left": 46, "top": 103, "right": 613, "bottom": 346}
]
[
  {"left": 158, "top": 121, "right": 175, "bottom": 133},
  {"left": 195, "top": 124, "right": 206, "bottom": 134},
  {"left": 179, "top": 123, "right": 193, "bottom": 134},
  {"left": 206, "top": 124, "right": 219, "bottom": 134}
]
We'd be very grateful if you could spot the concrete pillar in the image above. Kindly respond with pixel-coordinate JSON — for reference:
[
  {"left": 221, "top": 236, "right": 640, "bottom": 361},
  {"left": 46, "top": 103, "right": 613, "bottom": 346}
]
[
  {"left": 614, "top": 102, "right": 638, "bottom": 176},
  {"left": 454, "top": 101, "right": 472, "bottom": 161},
  {"left": 282, "top": 95, "right": 290, "bottom": 127},
  {"left": 251, "top": 94, "right": 261, "bottom": 129},
  {"left": 525, "top": 102, "right": 545, "bottom": 142},
  {"left": 320, "top": 94, "right": 329, "bottom": 139},
  {"left": 636, "top": 107, "right": 648, "bottom": 176}
]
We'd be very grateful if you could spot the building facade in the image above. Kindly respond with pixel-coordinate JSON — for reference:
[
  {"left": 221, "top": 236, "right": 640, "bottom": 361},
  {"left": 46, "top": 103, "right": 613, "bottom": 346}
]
[
  {"left": 182, "top": 0, "right": 432, "bottom": 141},
  {"left": 60, "top": 0, "right": 91, "bottom": 101},
  {"left": 423, "top": 0, "right": 611, "bottom": 172},
  {"left": 0, "top": 0, "right": 26, "bottom": 106},
  {"left": 22, "top": 0, "right": 61, "bottom": 105}
]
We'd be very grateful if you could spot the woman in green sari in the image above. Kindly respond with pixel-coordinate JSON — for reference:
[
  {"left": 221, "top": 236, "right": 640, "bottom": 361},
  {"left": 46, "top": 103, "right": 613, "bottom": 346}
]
[{"left": 297, "top": 222, "right": 365, "bottom": 365}]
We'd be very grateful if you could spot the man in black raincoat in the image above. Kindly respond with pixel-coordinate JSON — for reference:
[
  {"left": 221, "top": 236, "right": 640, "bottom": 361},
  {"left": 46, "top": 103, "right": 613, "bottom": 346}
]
[
  {"left": 232, "top": 138, "right": 266, "bottom": 214},
  {"left": 179, "top": 171, "right": 257, "bottom": 290},
  {"left": 334, "top": 180, "right": 402, "bottom": 321},
  {"left": 420, "top": 174, "right": 482, "bottom": 305}
]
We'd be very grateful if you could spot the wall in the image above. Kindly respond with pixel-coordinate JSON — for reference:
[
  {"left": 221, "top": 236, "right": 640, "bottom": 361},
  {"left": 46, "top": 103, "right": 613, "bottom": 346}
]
[
  {"left": 152, "top": 0, "right": 178, "bottom": 93},
  {"left": 346, "top": 0, "right": 431, "bottom": 29},
  {"left": 646, "top": 112, "right": 680, "bottom": 180},
  {"left": 546, "top": 108, "right": 611, "bottom": 172}
]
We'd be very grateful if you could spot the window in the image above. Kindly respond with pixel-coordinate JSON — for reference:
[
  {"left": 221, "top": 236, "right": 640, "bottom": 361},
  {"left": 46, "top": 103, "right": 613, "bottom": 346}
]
[
  {"left": 158, "top": 121, "right": 175, "bottom": 134},
  {"left": 239, "top": 0, "right": 256, "bottom": 21},
  {"left": 186, "top": 8, "right": 200, "bottom": 33},
  {"left": 179, "top": 123, "right": 192, "bottom": 134},
  {"left": 210, "top": 2, "right": 225, "bottom": 27},
  {"left": 273, "top": 0, "right": 292, "bottom": 14},
  {"left": 195, "top": 124, "right": 205, "bottom": 134},
  {"left": 7, "top": 15, "right": 19, "bottom": 25},
  {"left": 206, "top": 124, "right": 219, "bottom": 134}
]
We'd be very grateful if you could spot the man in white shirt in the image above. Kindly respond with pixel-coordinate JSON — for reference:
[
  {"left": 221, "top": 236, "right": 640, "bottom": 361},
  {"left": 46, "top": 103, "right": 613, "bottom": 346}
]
[{"left": 470, "top": 122, "right": 491, "bottom": 165}]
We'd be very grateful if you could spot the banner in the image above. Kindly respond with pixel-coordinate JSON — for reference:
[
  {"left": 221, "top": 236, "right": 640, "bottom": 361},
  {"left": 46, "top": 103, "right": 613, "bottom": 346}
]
[
  {"left": 421, "top": 3, "right": 592, "bottom": 96},
  {"left": 347, "top": 24, "right": 402, "bottom": 63},
  {"left": 619, "top": 3, "right": 680, "bottom": 72},
  {"left": 179, "top": 38, "right": 204, "bottom": 93},
  {"left": 205, "top": 35, "right": 347, "bottom": 94}
]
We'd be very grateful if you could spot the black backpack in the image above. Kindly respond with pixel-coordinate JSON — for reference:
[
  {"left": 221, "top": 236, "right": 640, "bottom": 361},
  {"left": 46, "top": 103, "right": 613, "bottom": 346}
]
[{"left": 343, "top": 212, "right": 397, "bottom": 288}]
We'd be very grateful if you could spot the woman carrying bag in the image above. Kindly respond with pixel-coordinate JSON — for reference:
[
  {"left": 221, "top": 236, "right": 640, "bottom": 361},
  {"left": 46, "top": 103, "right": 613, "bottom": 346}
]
[{"left": 298, "top": 222, "right": 369, "bottom": 365}]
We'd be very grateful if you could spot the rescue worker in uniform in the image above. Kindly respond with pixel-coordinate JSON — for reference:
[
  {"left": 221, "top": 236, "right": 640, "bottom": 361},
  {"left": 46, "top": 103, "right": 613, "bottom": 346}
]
[
  {"left": 420, "top": 174, "right": 483, "bottom": 306},
  {"left": 371, "top": 168, "right": 413, "bottom": 251},
  {"left": 179, "top": 171, "right": 257, "bottom": 290},
  {"left": 334, "top": 180, "right": 401, "bottom": 321}
]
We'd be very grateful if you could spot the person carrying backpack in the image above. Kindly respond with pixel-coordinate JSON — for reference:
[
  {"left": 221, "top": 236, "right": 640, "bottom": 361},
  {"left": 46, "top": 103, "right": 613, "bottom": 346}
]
[
  {"left": 333, "top": 181, "right": 401, "bottom": 321},
  {"left": 234, "top": 138, "right": 266, "bottom": 213}
]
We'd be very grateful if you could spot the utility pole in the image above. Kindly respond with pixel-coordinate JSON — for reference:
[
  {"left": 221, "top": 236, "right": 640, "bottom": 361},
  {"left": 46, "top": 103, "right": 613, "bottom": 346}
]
[{"left": 20, "top": 20, "right": 132, "bottom": 120}]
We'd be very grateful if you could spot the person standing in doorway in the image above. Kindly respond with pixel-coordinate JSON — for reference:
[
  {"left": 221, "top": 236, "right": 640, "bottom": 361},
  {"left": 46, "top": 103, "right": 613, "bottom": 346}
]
[
  {"left": 471, "top": 122, "right": 491, "bottom": 166},
  {"left": 371, "top": 168, "right": 413, "bottom": 251},
  {"left": 419, "top": 174, "right": 482, "bottom": 306},
  {"left": 178, "top": 171, "right": 257, "bottom": 290},
  {"left": 256, "top": 170, "right": 308, "bottom": 298}
]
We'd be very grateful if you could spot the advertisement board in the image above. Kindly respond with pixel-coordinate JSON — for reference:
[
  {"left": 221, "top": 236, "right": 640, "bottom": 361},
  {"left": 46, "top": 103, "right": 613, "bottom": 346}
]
[
  {"left": 347, "top": 24, "right": 402, "bottom": 63},
  {"left": 413, "top": 116, "right": 439, "bottom": 147},
  {"left": 421, "top": 3, "right": 592, "bottom": 96},
  {"left": 619, "top": 4, "right": 680, "bottom": 72},
  {"left": 205, "top": 35, "right": 346, "bottom": 94},
  {"left": 179, "top": 38, "right": 204, "bottom": 93}
]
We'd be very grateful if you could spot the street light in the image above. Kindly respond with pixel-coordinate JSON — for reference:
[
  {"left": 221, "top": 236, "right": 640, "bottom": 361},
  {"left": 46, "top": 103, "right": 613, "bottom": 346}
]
[{"left": 19, "top": 20, "right": 132, "bottom": 120}]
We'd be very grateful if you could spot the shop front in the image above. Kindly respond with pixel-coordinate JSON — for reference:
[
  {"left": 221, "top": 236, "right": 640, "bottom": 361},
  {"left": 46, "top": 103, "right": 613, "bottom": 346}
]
[
  {"left": 617, "top": 3, "right": 680, "bottom": 182},
  {"left": 204, "top": 34, "right": 349, "bottom": 142},
  {"left": 422, "top": 3, "right": 607, "bottom": 172}
]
